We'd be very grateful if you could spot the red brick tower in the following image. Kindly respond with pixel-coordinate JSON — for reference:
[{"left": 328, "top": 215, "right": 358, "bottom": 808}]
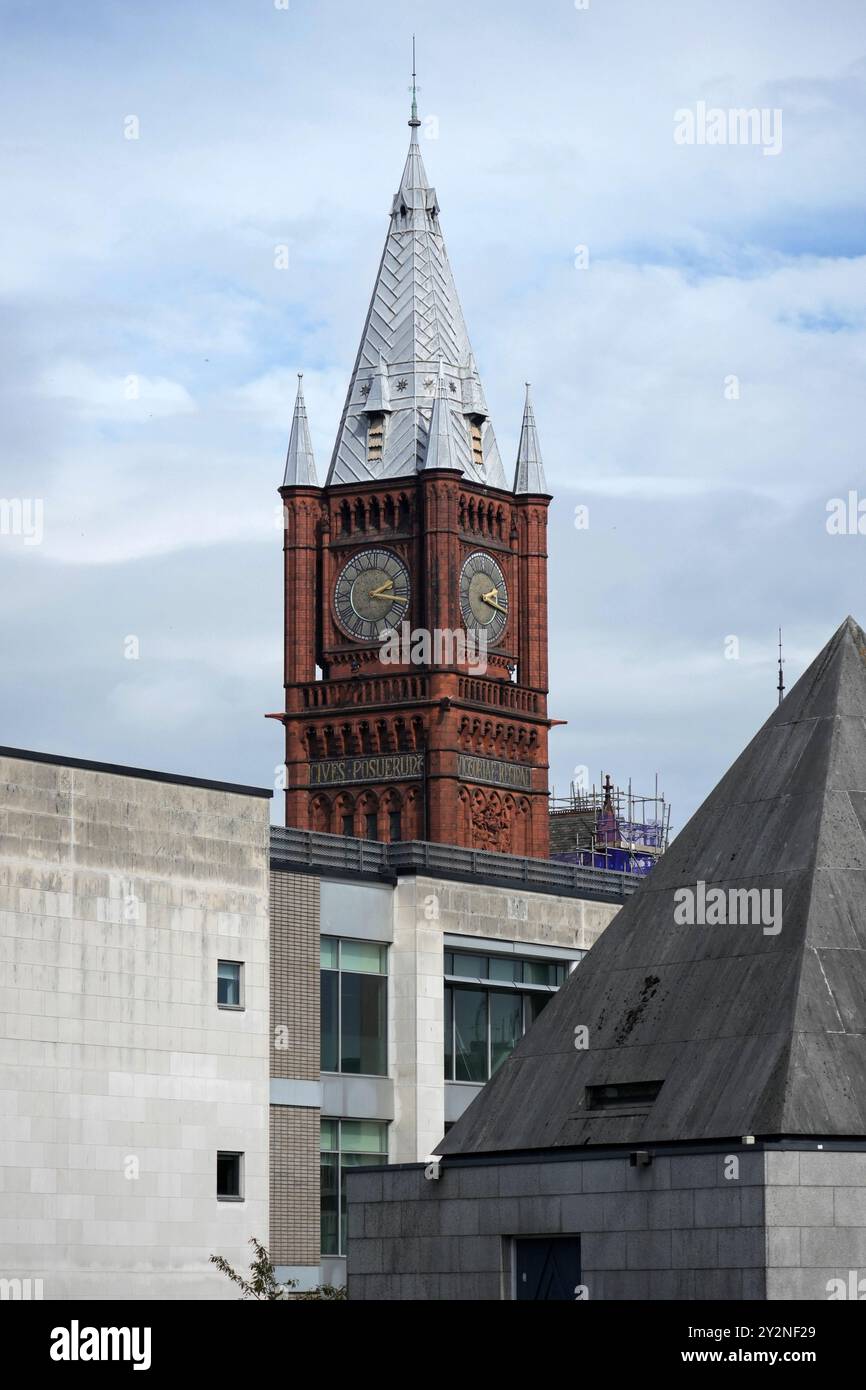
[{"left": 274, "top": 103, "right": 553, "bottom": 857}]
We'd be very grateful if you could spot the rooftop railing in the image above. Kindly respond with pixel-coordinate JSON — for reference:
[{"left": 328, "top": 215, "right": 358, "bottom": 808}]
[{"left": 269, "top": 825, "right": 642, "bottom": 901}]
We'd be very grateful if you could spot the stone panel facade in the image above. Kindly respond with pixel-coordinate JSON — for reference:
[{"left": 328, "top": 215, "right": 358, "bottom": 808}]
[{"left": 0, "top": 751, "right": 271, "bottom": 1300}]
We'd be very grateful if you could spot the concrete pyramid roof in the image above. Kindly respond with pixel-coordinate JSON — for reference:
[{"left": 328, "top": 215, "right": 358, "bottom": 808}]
[
  {"left": 325, "top": 123, "right": 507, "bottom": 490},
  {"left": 440, "top": 617, "right": 866, "bottom": 1155}
]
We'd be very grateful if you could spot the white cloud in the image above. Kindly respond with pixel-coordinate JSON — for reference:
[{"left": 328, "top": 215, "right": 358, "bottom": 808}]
[{"left": 40, "top": 363, "right": 196, "bottom": 422}]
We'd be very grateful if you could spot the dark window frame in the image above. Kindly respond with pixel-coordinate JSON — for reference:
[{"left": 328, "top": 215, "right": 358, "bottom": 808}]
[
  {"left": 217, "top": 959, "right": 244, "bottom": 1011},
  {"left": 321, "top": 937, "right": 388, "bottom": 1078},
  {"left": 443, "top": 951, "right": 579, "bottom": 1084},
  {"left": 320, "top": 1118, "right": 388, "bottom": 1257},
  {"left": 216, "top": 1150, "right": 244, "bottom": 1202}
]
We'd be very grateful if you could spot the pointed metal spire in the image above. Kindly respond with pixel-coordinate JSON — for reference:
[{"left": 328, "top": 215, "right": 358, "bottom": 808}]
[
  {"left": 325, "top": 95, "right": 507, "bottom": 489},
  {"left": 362, "top": 353, "right": 391, "bottom": 415},
  {"left": 421, "top": 361, "right": 462, "bottom": 472},
  {"left": 513, "top": 383, "right": 548, "bottom": 494},
  {"left": 283, "top": 374, "right": 319, "bottom": 487}
]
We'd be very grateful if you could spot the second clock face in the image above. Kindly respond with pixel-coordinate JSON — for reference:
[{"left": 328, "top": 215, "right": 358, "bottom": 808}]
[
  {"left": 460, "top": 552, "right": 509, "bottom": 645},
  {"left": 334, "top": 549, "right": 411, "bottom": 642}
]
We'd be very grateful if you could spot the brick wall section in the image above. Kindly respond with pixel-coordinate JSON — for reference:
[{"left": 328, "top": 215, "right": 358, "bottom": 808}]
[
  {"left": 270, "top": 869, "right": 320, "bottom": 1079},
  {"left": 270, "top": 1106, "right": 320, "bottom": 1266},
  {"left": 269, "top": 868, "right": 321, "bottom": 1266},
  {"left": 346, "top": 1151, "right": 768, "bottom": 1301}
]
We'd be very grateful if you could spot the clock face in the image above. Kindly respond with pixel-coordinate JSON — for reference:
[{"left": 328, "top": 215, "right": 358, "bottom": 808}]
[
  {"left": 334, "top": 549, "right": 411, "bottom": 642},
  {"left": 459, "top": 552, "right": 509, "bottom": 645}
]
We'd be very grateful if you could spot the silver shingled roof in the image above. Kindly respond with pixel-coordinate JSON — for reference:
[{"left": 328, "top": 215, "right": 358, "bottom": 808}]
[{"left": 325, "top": 114, "right": 508, "bottom": 490}]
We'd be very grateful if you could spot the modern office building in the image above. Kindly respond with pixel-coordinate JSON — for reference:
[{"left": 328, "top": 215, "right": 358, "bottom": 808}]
[{"left": 268, "top": 828, "right": 629, "bottom": 1289}]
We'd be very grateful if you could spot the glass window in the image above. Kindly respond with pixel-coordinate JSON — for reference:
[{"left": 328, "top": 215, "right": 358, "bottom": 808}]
[
  {"left": 443, "top": 952, "right": 575, "bottom": 1082},
  {"left": 491, "top": 991, "right": 522, "bottom": 1075},
  {"left": 320, "top": 938, "right": 388, "bottom": 1076},
  {"left": 217, "top": 1151, "right": 243, "bottom": 1200},
  {"left": 340, "top": 971, "right": 386, "bottom": 1074},
  {"left": 524, "top": 960, "right": 555, "bottom": 987},
  {"left": 454, "top": 987, "right": 488, "bottom": 1082},
  {"left": 340, "top": 941, "right": 386, "bottom": 975},
  {"left": 320, "top": 1119, "right": 387, "bottom": 1256},
  {"left": 444, "top": 985, "right": 453, "bottom": 1080},
  {"left": 320, "top": 938, "right": 338, "bottom": 970},
  {"left": 341, "top": 813, "right": 354, "bottom": 837},
  {"left": 217, "top": 960, "right": 242, "bottom": 1008},
  {"left": 321, "top": 968, "right": 339, "bottom": 1073},
  {"left": 488, "top": 956, "right": 519, "bottom": 983},
  {"left": 320, "top": 1145, "right": 339, "bottom": 1256},
  {"left": 452, "top": 953, "right": 487, "bottom": 979},
  {"left": 365, "top": 813, "right": 378, "bottom": 840},
  {"left": 389, "top": 811, "right": 402, "bottom": 842}
]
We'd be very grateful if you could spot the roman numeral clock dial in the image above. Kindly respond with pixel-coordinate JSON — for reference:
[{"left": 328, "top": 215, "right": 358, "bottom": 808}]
[
  {"left": 333, "top": 548, "right": 411, "bottom": 643},
  {"left": 459, "top": 552, "right": 509, "bottom": 645}
]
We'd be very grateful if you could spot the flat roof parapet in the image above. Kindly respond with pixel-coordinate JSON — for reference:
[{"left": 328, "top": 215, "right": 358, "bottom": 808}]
[
  {"left": 0, "top": 746, "right": 273, "bottom": 799},
  {"left": 269, "top": 826, "right": 637, "bottom": 903}
]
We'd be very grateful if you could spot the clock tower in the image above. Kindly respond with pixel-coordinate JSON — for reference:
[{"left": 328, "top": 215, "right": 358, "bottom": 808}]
[{"left": 273, "top": 94, "right": 553, "bottom": 858}]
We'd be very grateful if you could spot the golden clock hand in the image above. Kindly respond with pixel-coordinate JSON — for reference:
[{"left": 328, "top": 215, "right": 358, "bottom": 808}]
[
  {"left": 369, "top": 581, "right": 395, "bottom": 599},
  {"left": 481, "top": 589, "right": 508, "bottom": 614}
]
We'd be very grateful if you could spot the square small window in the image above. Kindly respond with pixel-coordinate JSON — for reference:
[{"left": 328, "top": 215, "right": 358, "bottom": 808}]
[
  {"left": 217, "top": 960, "right": 243, "bottom": 1009},
  {"left": 217, "top": 1151, "right": 244, "bottom": 1201}
]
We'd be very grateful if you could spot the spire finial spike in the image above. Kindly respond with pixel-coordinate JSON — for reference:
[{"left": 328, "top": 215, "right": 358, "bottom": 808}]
[
  {"left": 777, "top": 628, "right": 786, "bottom": 707},
  {"left": 409, "top": 35, "right": 421, "bottom": 133}
]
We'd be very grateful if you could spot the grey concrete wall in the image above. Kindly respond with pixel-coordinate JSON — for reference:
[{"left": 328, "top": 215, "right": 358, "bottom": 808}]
[
  {"left": 0, "top": 754, "right": 271, "bottom": 1300},
  {"left": 346, "top": 1149, "right": 767, "bottom": 1301},
  {"left": 765, "top": 1150, "right": 866, "bottom": 1300}
]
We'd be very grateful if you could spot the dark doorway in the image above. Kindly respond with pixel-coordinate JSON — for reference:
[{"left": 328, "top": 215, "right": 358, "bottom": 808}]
[{"left": 515, "top": 1237, "right": 582, "bottom": 1301}]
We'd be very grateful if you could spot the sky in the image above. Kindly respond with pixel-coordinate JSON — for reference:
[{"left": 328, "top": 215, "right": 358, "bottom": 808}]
[{"left": 1, "top": 0, "right": 865, "bottom": 834}]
